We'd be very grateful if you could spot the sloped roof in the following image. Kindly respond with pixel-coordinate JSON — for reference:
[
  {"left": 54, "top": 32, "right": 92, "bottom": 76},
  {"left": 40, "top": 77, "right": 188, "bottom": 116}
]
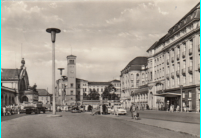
[
  {"left": 121, "top": 57, "right": 148, "bottom": 72},
  {"left": 88, "top": 82, "right": 110, "bottom": 85},
  {"left": 37, "top": 89, "right": 50, "bottom": 96},
  {"left": 110, "top": 79, "right": 120, "bottom": 82},
  {"left": 67, "top": 55, "right": 76, "bottom": 58},
  {"left": 146, "top": 2, "right": 200, "bottom": 52},
  {"left": 1, "top": 69, "right": 20, "bottom": 81}
]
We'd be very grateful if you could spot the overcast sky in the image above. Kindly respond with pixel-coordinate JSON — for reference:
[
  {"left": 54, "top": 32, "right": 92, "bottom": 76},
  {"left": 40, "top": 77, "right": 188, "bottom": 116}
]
[{"left": 1, "top": 0, "right": 199, "bottom": 93}]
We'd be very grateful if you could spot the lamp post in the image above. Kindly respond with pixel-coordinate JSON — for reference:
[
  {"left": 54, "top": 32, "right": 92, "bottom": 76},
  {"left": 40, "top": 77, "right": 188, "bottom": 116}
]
[
  {"left": 58, "top": 68, "right": 64, "bottom": 76},
  {"left": 180, "top": 85, "right": 183, "bottom": 112},
  {"left": 46, "top": 28, "right": 61, "bottom": 115}
]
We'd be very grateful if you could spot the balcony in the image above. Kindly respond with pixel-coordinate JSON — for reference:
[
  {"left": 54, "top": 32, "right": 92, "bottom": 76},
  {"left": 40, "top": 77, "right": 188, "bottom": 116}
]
[
  {"left": 188, "top": 66, "right": 193, "bottom": 74},
  {"left": 198, "top": 44, "right": 200, "bottom": 52},
  {"left": 176, "top": 70, "right": 180, "bottom": 77},
  {"left": 171, "top": 72, "right": 174, "bottom": 79},
  {"left": 167, "top": 59, "right": 170, "bottom": 65},
  {"left": 189, "top": 48, "right": 192, "bottom": 56},
  {"left": 182, "top": 52, "right": 186, "bottom": 58},
  {"left": 182, "top": 68, "right": 186, "bottom": 76},
  {"left": 198, "top": 64, "right": 200, "bottom": 72},
  {"left": 177, "top": 54, "right": 180, "bottom": 61},
  {"left": 166, "top": 74, "right": 169, "bottom": 79},
  {"left": 171, "top": 57, "right": 174, "bottom": 63}
]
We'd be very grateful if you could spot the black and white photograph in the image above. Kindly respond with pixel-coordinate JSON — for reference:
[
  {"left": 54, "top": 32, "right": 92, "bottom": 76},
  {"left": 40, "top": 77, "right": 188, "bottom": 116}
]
[{"left": 1, "top": 0, "right": 200, "bottom": 138}]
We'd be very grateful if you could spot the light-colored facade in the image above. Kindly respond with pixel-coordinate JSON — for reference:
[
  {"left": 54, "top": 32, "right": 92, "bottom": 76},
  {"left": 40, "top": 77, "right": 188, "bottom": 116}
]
[
  {"left": 120, "top": 3, "right": 200, "bottom": 111},
  {"left": 55, "top": 54, "right": 121, "bottom": 106},
  {"left": 146, "top": 3, "right": 200, "bottom": 111},
  {"left": 38, "top": 89, "right": 52, "bottom": 105},
  {"left": 120, "top": 57, "right": 156, "bottom": 109}
]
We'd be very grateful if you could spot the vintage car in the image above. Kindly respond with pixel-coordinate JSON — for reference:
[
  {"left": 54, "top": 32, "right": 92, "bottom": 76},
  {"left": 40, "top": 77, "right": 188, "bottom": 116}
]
[
  {"left": 71, "top": 106, "right": 81, "bottom": 113},
  {"left": 110, "top": 106, "right": 127, "bottom": 115}
]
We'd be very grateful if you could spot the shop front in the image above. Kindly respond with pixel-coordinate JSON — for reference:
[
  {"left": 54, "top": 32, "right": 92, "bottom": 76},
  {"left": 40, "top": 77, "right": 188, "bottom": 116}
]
[{"left": 155, "top": 85, "right": 198, "bottom": 112}]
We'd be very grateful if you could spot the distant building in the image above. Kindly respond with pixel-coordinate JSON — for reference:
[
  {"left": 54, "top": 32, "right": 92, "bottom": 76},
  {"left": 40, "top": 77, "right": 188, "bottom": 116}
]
[
  {"left": 1, "top": 58, "right": 39, "bottom": 106},
  {"left": 38, "top": 89, "right": 52, "bottom": 105},
  {"left": 55, "top": 54, "right": 121, "bottom": 106},
  {"left": 120, "top": 57, "right": 160, "bottom": 109}
]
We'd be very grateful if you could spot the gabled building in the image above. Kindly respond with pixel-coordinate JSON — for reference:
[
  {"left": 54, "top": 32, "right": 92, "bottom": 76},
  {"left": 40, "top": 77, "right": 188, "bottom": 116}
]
[{"left": 1, "top": 58, "right": 39, "bottom": 106}]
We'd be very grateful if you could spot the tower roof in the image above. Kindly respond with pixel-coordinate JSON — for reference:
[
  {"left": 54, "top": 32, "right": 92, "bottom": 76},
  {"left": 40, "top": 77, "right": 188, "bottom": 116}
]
[{"left": 67, "top": 55, "right": 76, "bottom": 58}]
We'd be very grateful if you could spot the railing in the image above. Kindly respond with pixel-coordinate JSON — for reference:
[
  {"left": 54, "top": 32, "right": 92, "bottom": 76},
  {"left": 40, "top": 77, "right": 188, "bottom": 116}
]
[
  {"left": 177, "top": 54, "right": 180, "bottom": 61},
  {"left": 182, "top": 51, "right": 186, "bottom": 58},
  {"left": 182, "top": 68, "right": 186, "bottom": 76},
  {"left": 176, "top": 70, "right": 180, "bottom": 77},
  {"left": 188, "top": 66, "right": 193, "bottom": 74},
  {"left": 189, "top": 48, "right": 192, "bottom": 55},
  {"left": 198, "top": 64, "right": 200, "bottom": 72},
  {"left": 198, "top": 44, "right": 200, "bottom": 52}
]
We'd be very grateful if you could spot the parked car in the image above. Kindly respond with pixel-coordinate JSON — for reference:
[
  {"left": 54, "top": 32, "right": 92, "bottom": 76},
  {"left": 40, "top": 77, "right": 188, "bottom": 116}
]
[
  {"left": 116, "top": 107, "right": 127, "bottom": 115},
  {"left": 110, "top": 106, "right": 127, "bottom": 115},
  {"left": 71, "top": 106, "right": 81, "bottom": 113},
  {"left": 107, "top": 106, "right": 112, "bottom": 114}
]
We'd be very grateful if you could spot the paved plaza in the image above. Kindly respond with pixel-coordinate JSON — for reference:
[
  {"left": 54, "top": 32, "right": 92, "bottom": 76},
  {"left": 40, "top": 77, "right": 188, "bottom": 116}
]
[{"left": 1, "top": 111, "right": 199, "bottom": 138}]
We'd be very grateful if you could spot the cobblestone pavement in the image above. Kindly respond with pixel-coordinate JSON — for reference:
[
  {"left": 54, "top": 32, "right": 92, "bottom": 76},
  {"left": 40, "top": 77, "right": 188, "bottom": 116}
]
[{"left": 1, "top": 112, "right": 198, "bottom": 138}]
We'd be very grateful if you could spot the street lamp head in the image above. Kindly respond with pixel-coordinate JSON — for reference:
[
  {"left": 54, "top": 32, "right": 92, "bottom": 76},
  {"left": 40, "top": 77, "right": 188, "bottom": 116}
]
[
  {"left": 58, "top": 68, "right": 64, "bottom": 75},
  {"left": 46, "top": 28, "right": 61, "bottom": 43}
]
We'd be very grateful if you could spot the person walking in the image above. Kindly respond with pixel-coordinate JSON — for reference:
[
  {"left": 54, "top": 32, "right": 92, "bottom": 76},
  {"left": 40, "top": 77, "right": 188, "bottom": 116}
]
[
  {"left": 3, "top": 106, "right": 6, "bottom": 116},
  {"left": 114, "top": 106, "right": 119, "bottom": 117},
  {"left": 130, "top": 103, "right": 137, "bottom": 119}
]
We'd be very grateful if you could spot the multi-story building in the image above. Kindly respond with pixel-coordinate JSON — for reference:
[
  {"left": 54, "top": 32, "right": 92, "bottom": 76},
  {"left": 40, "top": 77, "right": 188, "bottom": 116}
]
[
  {"left": 55, "top": 54, "right": 121, "bottom": 106},
  {"left": 146, "top": 3, "right": 200, "bottom": 111},
  {"left": 120, "top": 57, "right": 153, "bottom": 109}
]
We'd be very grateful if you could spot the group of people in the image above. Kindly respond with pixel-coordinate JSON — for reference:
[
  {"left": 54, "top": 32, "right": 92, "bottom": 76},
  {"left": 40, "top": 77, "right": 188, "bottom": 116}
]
[
  {"left": 91, "top": 104, "right": 108, "bottom": 116},
  {"left": 2, "top": 105, "right": 21, "bottom": 116}
]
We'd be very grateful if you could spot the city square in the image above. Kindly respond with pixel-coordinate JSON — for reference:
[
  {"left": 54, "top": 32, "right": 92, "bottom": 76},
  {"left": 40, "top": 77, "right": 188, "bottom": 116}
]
[{"left": 1, "top": 0, "right": 200, "bottom": 138}]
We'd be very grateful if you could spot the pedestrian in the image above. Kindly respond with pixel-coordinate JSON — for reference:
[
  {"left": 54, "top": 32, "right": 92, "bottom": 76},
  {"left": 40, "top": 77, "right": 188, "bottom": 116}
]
[
  {"left": 100, "top": 105, "right": 103, "bottom": 115},
  {"left": 130, "top": 103, "right": 137, "bottom": 119},
  {"left": 114, "top": 106, "right": 119, "bottom": 117},
  {"left": 3, "top": 106, "right": 6, "bottom": 116}
]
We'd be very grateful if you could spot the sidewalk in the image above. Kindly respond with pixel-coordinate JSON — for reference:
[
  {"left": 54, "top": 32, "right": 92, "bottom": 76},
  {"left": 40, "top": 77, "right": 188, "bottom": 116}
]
[
  {"left": 84, "top": 112, "right": 200, "bottom": 137},
  {"left": 125, "top": 110, "right": 200, "bottom": 124}
]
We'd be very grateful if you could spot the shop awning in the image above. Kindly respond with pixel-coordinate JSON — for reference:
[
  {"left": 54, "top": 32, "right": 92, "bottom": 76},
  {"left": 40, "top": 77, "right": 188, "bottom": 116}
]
[{"left": 154, "top": 93, "right": 181, "bottom": 97}]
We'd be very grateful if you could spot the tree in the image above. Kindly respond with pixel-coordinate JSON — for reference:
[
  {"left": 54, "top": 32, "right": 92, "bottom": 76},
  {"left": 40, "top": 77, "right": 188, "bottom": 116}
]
[
  {"left": 88, "top": 89, "right": 99, "bottom": 100},
  {"left": 102, "top": 84, "right": 118, "bottom": 100}
]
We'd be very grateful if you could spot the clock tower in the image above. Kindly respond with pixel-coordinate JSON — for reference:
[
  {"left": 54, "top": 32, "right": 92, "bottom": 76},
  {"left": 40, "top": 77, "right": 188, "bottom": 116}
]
[{"left": 66, "top": 55, "right": 76, "bottom": 104}]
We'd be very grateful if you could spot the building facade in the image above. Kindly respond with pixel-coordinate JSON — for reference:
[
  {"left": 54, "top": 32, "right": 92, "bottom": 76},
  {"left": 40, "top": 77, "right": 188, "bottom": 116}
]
[
  {"left": 38, "top": 89, "right": 52, "bottom": 105},
  {"left": 146, "top": 3, "right": 200, "bottom": 111},
  {"left": 120, "top": 57, "right": 160, "bottom": 109},
  {"left": 55, "top": 55, "right": 121, "bottom": 106},
  {"left": 1, "top": 58, "right": 39, "bottom": 106}
]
